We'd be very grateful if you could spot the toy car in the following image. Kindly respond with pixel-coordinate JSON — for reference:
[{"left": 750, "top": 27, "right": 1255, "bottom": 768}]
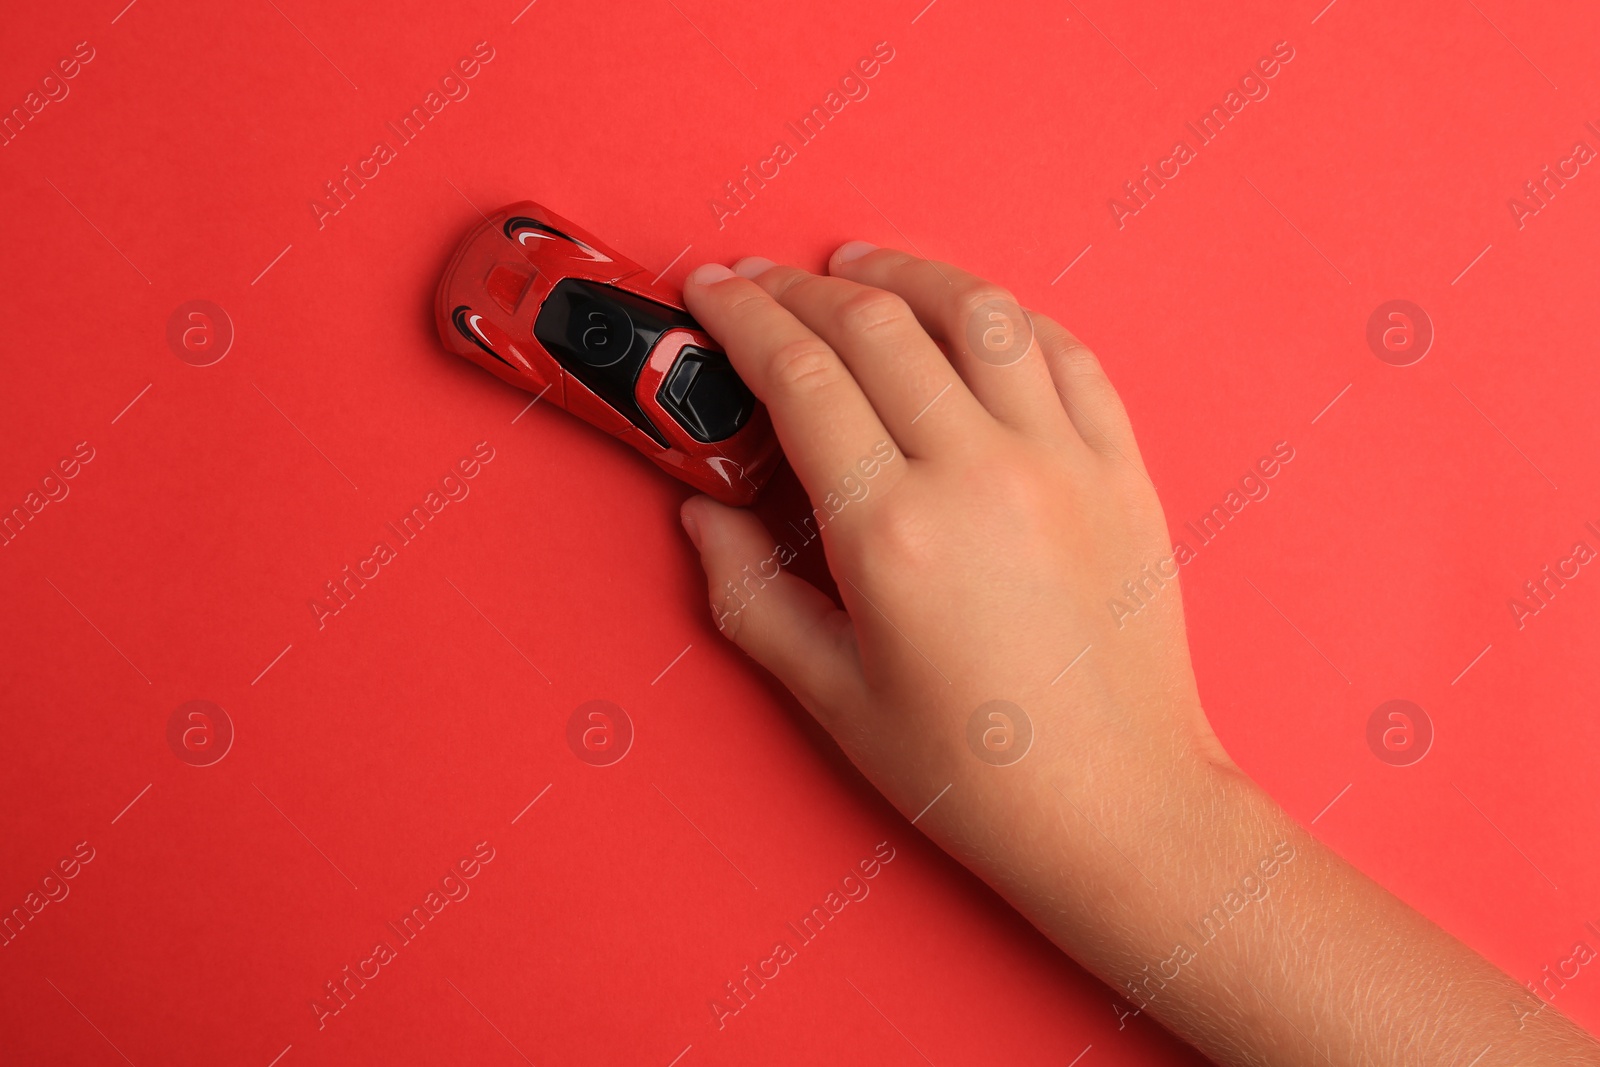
[{"left": 435, "top": 201, "right": 780, "bottom": 505}]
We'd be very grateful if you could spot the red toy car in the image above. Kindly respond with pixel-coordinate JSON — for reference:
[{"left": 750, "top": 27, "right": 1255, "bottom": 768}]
[{"left": 435, "top": 201, "right": 780, "bottom": 505}]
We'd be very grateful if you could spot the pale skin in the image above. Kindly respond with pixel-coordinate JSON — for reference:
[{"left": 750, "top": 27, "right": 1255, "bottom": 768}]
[{"left": 674, "top": 244, "right": 1600, "bottom": 1067}]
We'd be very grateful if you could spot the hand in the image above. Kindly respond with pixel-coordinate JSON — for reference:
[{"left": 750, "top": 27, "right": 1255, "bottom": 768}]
[{"left": 680, "top": 244, "right": 1232, "bottom": 892}]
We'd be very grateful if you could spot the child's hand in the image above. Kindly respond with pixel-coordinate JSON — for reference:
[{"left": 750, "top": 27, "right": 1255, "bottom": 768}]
[
  {"left": 681, "top": 245, "right": 1229, "bottom": 888},
  {"left": 678, "top": 246, "right": 1600, "bottom": 1067}
]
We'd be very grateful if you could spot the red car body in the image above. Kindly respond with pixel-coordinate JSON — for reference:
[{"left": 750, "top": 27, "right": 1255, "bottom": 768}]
[{"left": 435, "top": 201, "right": 780, "bottom": 505}]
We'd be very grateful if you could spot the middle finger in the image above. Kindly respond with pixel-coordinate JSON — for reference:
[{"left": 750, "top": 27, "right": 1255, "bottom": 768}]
[{"left": 735, "top": 259, "right": 991, "bottom": 458}]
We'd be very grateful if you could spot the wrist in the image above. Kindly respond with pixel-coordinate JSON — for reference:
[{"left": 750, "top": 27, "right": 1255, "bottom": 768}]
[{"left": 982, "top": 742, "right": 1289, "bottom": 983}]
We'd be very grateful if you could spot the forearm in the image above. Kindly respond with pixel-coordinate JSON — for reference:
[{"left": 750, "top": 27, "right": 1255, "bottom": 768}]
[{"left": 978, "top": 754, "right": 1600, "bottom": 1066}]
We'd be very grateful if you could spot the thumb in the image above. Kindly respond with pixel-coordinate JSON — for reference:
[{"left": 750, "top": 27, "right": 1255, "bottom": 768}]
[{"left": 680, "top": 495, "right": 862, "bottom": 724}]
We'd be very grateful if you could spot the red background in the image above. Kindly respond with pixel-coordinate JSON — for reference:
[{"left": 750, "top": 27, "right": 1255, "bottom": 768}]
[{"left": 3, "top": 1, "right": 1598, "bottom": 1064}]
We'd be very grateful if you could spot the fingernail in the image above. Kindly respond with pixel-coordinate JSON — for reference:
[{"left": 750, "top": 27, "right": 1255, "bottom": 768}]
[
  {"left": 733, "top": 256, "right": 776, "bottom": 279},
  {"left": 834, "top": 240, "right": 877, "bottom": 264},
  {"left": 680, "top": 506, "right": 703, "bottom": 549},
  {"left": 687, "top": 263, "right": 735, "bottom": 286}
]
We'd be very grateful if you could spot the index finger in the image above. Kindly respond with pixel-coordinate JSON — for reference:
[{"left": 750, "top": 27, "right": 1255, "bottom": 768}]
[{"left": 683, "top": 264, "right": 905, "bottom": 509}]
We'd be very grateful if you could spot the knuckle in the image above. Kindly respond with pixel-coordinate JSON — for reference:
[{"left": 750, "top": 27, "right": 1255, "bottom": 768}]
[
  {"left": 768, "top": 337, "right": 840, "bottom": 395},
  {"left": 1056, "top": 341, "right": 1105, "bottom": 379},
  {"left": 858, "top": 497, "right": 940, "bottom": 569},
  {"left": 1036, "top": 314, "right": 1104, "bottom": 376},
  {"left": 836, "top": 289, "right": 913, "bottom": 338},
  {"left": 763, "top": 266, "right": 811, "bottom": 299},
  {"left": 724, "top": 285, "right": 775, "bottom": 321},
  {"left": 962, "top": 457, "right": 1044, "bottom": 515},
  {"left": 954, "top": 282, "right": 1019, "bottom": 324},
  {"left": 845, "top": 246, "right": 914, "bottom": 275},
  {"left": 712, "top": 596, "right": 745, "bottom": 640},
  {"left": 876, "top": 248, "right": 921, "bottom": 274}
]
